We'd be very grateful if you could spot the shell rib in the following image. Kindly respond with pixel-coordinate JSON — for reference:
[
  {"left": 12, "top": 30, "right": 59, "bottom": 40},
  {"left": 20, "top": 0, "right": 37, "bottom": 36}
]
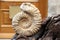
[{"left": 12, "top": 3, "right": 42, "bottom": 36}]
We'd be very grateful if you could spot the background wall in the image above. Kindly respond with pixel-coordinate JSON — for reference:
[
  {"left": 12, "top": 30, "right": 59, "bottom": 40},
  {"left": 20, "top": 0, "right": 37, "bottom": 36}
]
[{"left": 48, "top": 0, "right": 60, "bottom": 17}]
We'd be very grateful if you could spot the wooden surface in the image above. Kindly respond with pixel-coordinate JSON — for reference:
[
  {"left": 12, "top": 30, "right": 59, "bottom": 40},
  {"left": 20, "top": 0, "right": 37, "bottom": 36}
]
[
  {"left": 0, "top": 0, "right": 48, "bottom": 38},
  {"left": 1, "top": 0, "right": 38, "bottom": 2},
  {"left": 0, "top": 33, "right": 15, "bottom": 38}
]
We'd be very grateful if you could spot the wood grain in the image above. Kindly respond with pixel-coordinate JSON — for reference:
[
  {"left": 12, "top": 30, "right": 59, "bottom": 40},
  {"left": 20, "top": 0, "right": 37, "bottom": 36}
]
[
  {"left": 0, "top": 27, "right": 15, "bottom": 33},
  {"left": 0, "top": 33, "right": 15, "bottom": 38},
  {"left": 1, "top": 0, "right": 38, "bottom": 2}
]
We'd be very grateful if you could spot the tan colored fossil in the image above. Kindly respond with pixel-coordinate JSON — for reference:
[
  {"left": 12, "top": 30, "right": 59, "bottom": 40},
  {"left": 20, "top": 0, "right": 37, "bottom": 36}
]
[{"left": 12, "top": 3, "right": 42, "bottom": 37}]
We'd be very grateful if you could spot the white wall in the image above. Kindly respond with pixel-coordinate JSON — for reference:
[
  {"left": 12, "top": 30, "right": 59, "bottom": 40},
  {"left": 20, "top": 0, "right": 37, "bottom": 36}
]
[{"left": 48, "top": 0, "right": 60, "bottom": 17}]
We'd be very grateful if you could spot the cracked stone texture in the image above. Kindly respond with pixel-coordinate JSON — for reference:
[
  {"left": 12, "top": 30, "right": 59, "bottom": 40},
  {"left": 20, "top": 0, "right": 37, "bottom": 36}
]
[{"left": 48, "top": 0, "right": 60, "bottom": 17}]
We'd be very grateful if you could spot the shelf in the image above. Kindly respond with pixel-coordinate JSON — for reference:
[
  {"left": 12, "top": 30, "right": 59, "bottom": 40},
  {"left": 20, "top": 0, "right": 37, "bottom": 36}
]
[
  {"left": 0, "top": 27, "right": 15, "bottom": 33},
  {"left": 1, "top": 0, "right": 38, "bottom": 2},
  {"left": 0, "top": 33, "right": 15, "bottom": 38},
  {"left": 0, "top": 9, "right": 9, "bottom": 12},
  {"left": 1, "top": 25, "right": 12, "bottom": 27}
]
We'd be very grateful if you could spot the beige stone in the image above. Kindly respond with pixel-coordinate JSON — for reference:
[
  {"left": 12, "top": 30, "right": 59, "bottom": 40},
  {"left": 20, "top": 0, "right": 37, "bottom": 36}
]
[{"left": 12, "top": 3, "right": 42, "bottom": 37}]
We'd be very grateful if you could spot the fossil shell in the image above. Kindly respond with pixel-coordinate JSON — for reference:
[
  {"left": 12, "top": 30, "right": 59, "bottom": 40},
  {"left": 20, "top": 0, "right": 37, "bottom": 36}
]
[{"left": 12, "top": 3, "right": 42, "bottom": 36}]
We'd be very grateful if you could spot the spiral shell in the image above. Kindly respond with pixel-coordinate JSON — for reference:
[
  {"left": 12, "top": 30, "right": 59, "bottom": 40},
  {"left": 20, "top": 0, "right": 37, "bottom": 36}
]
[{"left": 12, "top": 3, "right": 42, "bottom": 36}]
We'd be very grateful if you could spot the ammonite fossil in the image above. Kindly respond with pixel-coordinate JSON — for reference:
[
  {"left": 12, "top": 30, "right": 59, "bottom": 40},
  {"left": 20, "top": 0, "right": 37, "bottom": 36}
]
[{"left": 12, "top": 3, "right": 42, "bottom": 37}]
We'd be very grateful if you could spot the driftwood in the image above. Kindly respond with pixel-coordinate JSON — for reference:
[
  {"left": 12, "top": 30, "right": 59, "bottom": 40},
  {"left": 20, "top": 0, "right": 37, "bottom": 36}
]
[{"left": 38, "top": 14, "right": 60, "bottom": 40}]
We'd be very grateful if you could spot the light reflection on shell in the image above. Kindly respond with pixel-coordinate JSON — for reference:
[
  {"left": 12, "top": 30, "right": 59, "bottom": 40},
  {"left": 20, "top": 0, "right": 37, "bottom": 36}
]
[{"left": 12, "top": 3, "right": 42, "bottom": 36}]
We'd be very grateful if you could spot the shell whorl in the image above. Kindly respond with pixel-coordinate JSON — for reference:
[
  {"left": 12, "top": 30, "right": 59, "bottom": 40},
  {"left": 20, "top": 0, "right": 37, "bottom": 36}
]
[{"left": 12, "top": 3, "right": 42, "bottom": 36}]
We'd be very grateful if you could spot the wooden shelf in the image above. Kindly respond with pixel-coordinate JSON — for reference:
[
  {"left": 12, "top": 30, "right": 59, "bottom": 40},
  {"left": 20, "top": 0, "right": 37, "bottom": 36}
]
[
  {"left": 1, "top": 25, "right": 12, "bottom": 27},
  {"left": 0, "top": 27, "right": 15, "bottom": 33},
  {"left": 0, "top": 33, "right": 15, "bottom": 38},
  {"left": 0, "top": 9, "right": 9, "bottom": 12},
  {"left": 0, "top": 39, "right": 11, "bottom": 40},
  {"left": 1, "top": 0, "right": 38, "bottom": 2}
]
